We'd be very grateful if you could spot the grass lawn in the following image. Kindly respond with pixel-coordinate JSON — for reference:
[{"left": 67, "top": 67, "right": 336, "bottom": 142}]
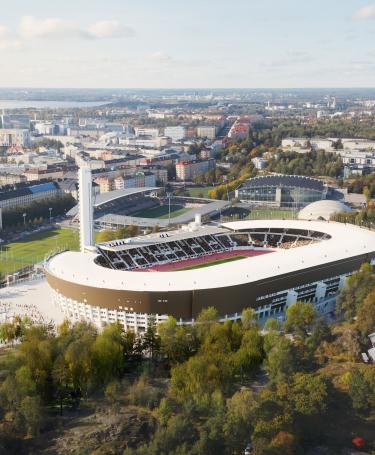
[
  {"left": 132, "top": 204, "right": 191, "bottom": 219},
  {"left": 0, "top": 228, "right": 79, "bottom": 276},
  {"left": 248, "top": 209, "right": 296, "bottom": 220},
  {"left": 174, "top": 255, "right": 246, "bottom": 271},
  {"left": 187, "top": 186, "right": 212, "bottom": 198}
]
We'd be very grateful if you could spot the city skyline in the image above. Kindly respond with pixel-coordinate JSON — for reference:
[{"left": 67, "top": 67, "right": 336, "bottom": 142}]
[{"left": 0, "top": 0, "right": 374, "bottom": 89}]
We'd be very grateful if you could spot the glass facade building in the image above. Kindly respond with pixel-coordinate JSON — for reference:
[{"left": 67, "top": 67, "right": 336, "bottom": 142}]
[{"left": 236, "top": 175, "right": 327, "bottom": 208}]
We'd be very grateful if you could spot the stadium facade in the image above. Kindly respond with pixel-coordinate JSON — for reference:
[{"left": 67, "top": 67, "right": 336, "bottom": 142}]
[{"left": 235, "top": 174, "right": 328, "bottom": 208}]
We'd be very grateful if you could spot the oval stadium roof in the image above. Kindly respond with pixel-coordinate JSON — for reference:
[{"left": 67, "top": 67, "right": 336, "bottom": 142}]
[
  {"left": 238, "top": 174, "right": 326, "bottom": 191},
  {"left": 298, "top": 200, "right": 353, "bottom": 221}
]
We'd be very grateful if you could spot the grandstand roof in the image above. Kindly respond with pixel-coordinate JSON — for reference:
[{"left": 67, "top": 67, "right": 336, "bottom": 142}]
[
  {"left": 95, "top": 199, "right": 229, "bottom": 228},
  {"left": 238, "top": 174, "right": 326, "bottom": 191},
  {"left": 67, "top": 187, "right": 159, "bottom": 216},
  {"left": 98, "top": 225, "right": 228, "bottom": 252},
  {"left": 46, "top": 219, "right": 375, "bottom": 293}
]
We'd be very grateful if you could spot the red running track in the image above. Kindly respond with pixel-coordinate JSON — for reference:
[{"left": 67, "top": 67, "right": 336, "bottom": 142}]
[{"left": 140, "top": 249, "right": 273, "bottom": 272}]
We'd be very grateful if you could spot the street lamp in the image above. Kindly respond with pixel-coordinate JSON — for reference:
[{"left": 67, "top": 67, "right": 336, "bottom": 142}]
[
  {"left": 49, "top": 207, "right": 52, "bottom": 224},
  {"left": 22, "top": 213, "right": 27, "bottom": 227}
]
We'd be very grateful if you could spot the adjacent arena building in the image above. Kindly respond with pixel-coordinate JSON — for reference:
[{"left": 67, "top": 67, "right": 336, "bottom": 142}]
[{"left": 235, "top": 174, "right": 328, "bottom": 208}]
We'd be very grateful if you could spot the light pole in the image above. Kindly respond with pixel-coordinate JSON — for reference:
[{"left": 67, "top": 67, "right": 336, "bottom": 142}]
[
  {"left": 166, "top": 192, "right": 172, "bottom": 225},
  {"left": 23, "top": 213, "right": 26, "bottom": 227},
  {"left": 49, "top": 207, "right": 52, "bottom": 224}
]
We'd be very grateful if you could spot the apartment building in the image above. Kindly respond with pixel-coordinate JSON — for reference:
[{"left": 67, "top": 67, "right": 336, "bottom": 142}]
[
  {"left": 197, "top": 126, "right": 217, "bottom": 140},
  {"left": 164, "top": 126, "right": 186, "bottom": 142},
  {"left": 114, "top": 172, "right": 156, "bottom": 190},
  {"left": 0, "top": 182, "right": 62, "bottom": 209},
  {"left": 134, "top": 127, "right": 159, "bottom": 137},
  {"left": 176, "top": 158, "right": 216, "bottom": 181},
  {"left": 24, "top": 167, "right": 65, "bottom": 182},
  {"left": 0, "top": 129, "right": 31, "bottom": 147}
]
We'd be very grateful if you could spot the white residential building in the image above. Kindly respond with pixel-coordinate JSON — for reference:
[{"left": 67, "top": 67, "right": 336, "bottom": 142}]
[
  {"left": 197, "top": 126, "right": 217, "bottom": 140},
  {"left": 134, "top": 127, "right": 159, "bottom": 137},
  {"left": 164, "top": 126, "right": 186, "bottom": 142}
]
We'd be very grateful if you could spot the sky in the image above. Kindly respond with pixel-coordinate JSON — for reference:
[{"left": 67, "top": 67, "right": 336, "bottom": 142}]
[{"left": 0, "top": 0, "right": 374, "bottom": 89}]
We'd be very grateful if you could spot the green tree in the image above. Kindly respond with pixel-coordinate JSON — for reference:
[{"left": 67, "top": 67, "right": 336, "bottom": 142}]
[
  {"left": 356, "top": 289, "right": 375, "bottom": 339},
  {"left": 348, "top": 369, "right": 371, "bottom": 413},
  {"left": 266, "top": 337, "right": 297, "bottom": 384},
  {"left": 19, "top": 395, "right": 41, "bottom": 437},
  {"left": 285, "top": 302, "right": 316, "bottom": 339},
  {"left": 92, "top": 323, "right": 125, "bottom": 384},
  {"left": 336, "top": 263, "right": 375, "bottom": 319}
]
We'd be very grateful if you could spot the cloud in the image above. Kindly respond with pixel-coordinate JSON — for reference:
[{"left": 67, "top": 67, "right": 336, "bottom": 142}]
[
  {"left": 262, "top": 51, "right": 313, "bottom": 69},
  {"left": 17, "top": 16, "right": 134, "bottom": 41},
  {"left": 19, "top": 16, "right": 77, "bottom": 39},
  {"left": 354, "top": 5, "right": 375, "bottom": 19},
  {"left": 0, "top": 25, "right": 9, "bottom": 37},
  {"left": 86, "top": 20, "right": 134, "bottom": 39},
  {"left": 148, "top": 51, "right": 173, "bottom": 63},
  {"left": 0, "top": 39, "right": 23, "bottom": 51}
]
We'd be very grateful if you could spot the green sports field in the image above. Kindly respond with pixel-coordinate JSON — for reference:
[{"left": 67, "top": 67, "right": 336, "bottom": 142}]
[
  {"left": 174, "top": 255, "right": 246, "bottom": 271},
  {"left": 0, "top": 228, "right": 79, "bottom": 276},
  {"left": 247, "top": 209, "right": 296, "bottom": 220},
  {"left": 187, "top": 186, "right": 212, "bottom": 198},
  {"left": 131, "top": 204, "right": 191, "bottom": 219}
]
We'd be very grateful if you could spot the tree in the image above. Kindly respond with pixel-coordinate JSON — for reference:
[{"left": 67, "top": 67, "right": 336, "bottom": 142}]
[
  {"left": 92, "top": 323, "right": 126, "bottom": 384},
  {"left": 19, "top": 396, "right": 41, "bottom": 437},
  {"left": 96, "top": 229, "right": 117, "bottom": 243},
  {"left": 158, "top": 316, "right": 197, "bottom": 364},
  {"left": 142, "top": 318, "right": 161, "bottom": 360},
  {"left": 266, "top": 337, "right": 297, "bottom": 384},
  {"left": 223, "top": 389, "right": 255, "bottom": 453},
  {"left": 291, "top": 373, "right": 328, "bottom": 415},
  {"left": 241, "top": 308, "right": 257, "bottom": 330},
  {"left": 127, "top": 225, "right": 139, "bottom": 238},
  {"left": 336, "top": 263, "right": 375, "bottom": 320},
  {"left": 348, "top": 369, "right": 371, "bottom": 413},
  {"left": 356, "top": 289, "right": 375, "bottom": 339},
  {"left": 285, "top": 302, "right": 316, "bottom": 339},
  {"left": 195, "top": 306, "right": 219, "bottom": 340}
]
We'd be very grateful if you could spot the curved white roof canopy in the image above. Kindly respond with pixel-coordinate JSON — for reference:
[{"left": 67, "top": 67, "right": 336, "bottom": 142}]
[{"left": 46, "top": 219, "right": 375, "bottom": 293}]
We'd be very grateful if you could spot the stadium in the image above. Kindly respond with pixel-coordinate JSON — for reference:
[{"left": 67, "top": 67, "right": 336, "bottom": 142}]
[
  {"left": 67, "top": 186, "right": 229, "bottom": 229},
  {"left": 44, "top": 166, "right": 375, "bottom": 331}
]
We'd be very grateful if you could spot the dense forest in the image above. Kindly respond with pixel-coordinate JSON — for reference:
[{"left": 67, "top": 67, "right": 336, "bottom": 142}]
[
  {"left": 0, "top": 263, "right": 374, "bottom": 454},
  {"left": 267, "top": 151, "right": 343, "bottom": 178}
]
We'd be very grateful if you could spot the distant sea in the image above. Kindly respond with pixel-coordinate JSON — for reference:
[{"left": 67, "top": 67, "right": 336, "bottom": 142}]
[{"left": 0, "top": 100, "right": 110, "bottom": 109}]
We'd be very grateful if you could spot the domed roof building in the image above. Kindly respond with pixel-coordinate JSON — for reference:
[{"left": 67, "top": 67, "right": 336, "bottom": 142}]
[{"left": 298, "top": 200, "right": 353, "bottom": 221}]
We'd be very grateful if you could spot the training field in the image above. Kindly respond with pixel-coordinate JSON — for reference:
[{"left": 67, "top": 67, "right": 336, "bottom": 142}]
[
  {"left": 248, "top": 209, "right": 296, "bottom": 220},
  {"left": 143, "top": 249, "right": 273, "bottom": 272},
  {"left": 187, "top": 186, "right": 212, "bottom": 198},
  {"left": 131, "top": 204, "right": 191, "bottom": 219},
  {"left": 0, "top": 229, "right": 79, "bottom": 275}
]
